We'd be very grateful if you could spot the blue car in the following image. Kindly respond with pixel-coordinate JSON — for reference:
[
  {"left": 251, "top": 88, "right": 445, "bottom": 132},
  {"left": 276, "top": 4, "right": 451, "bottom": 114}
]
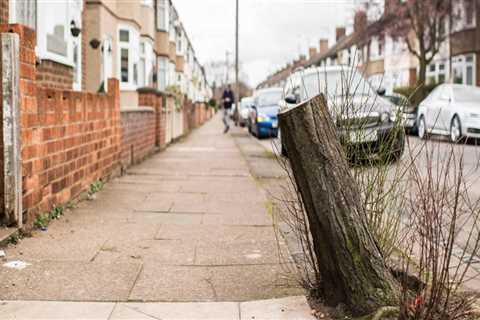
[{"left": 248, "top": 88, "right": 283, "bottom": 139}]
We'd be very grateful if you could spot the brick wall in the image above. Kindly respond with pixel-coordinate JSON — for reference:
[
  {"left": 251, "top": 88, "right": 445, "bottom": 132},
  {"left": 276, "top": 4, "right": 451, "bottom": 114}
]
[
  {"left": 36, "top": 60, "right": 75, "bottom": 90},
  {"left": 121, "top": 107, "right": 156, "bottom": 169},
  {"left": 138, "top": 89, "right": 165, "bottom": 149},
  {"left": 4, "top": 20, "right": 122, "bottom": 225},
  {"left": 0, "top": 0, "right": 8, "bottom": 24}
]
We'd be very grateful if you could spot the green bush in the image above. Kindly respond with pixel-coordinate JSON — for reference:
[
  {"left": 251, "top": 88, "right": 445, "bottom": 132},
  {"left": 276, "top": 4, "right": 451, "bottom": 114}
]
[{"left": 394, "top": 83, "right": 439, "bottom": 107}]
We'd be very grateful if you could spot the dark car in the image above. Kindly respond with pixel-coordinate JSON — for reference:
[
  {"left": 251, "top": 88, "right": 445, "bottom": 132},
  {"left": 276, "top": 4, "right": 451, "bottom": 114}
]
[
  {"left": 248, "top": 88, "right": 283, "bottom": 139},
  {"left": 382, "top": 92, "right": 417, "bottom": 135},
  {"left": 282, "top": 66, "right": 405, "bottom": 162}
]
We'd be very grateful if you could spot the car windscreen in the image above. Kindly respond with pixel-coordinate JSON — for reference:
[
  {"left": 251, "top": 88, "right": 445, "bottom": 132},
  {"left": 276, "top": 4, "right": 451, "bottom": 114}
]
[
  {"left": 453, "top": 86, "right": 480, "bottom": 103},
  {"left": 257, "top": 91, "right": 283, "bottom": 107},
  {"left": 302, "top": 71, "right": 375, "bottom": 99}
]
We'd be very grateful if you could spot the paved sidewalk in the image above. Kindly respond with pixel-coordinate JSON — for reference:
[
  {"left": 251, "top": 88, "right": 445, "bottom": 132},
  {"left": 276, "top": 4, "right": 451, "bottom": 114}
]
[
  {"left": 0, "top": 296, "right": 314, "bottom": 319},
  {"left": 0, "top": 115, "right": 304, "bottom": 305}
]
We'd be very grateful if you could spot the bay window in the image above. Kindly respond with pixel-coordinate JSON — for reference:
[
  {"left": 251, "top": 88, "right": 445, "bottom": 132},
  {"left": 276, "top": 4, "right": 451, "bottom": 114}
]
[
  {"left": 156, "top": 0, "right": 169, "bottom": 31},
  {"left": 158, "top": 57, "right": 168, "bottom": 91},
  {"left": 118, "top": 26, "right": 140, "bottom": 90}
]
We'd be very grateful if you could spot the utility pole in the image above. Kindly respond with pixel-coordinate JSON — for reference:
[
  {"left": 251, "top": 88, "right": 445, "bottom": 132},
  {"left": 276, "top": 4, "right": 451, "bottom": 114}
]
[{"left": 234, "top": 0, "right": 240, "bottom": 125}]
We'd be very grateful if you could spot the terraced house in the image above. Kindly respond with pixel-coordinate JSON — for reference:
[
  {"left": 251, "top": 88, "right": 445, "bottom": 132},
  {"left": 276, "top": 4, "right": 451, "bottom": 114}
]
[
  {"left": 1, "top": 0, "right": 211, "bottom": 102},
  {"left": 258, "top": 0, "right": 479, "bottom": 95}
]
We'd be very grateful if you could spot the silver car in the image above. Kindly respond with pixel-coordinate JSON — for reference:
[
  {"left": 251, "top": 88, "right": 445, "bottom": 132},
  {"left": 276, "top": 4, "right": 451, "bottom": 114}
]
[
  {"left": 417, "top": 84, "right": 480, "bottom": 142},
  {"left": 239, "top": 97, "right": 253, "bottom": 127},
  {"left": 282, "top": 66, "right": 405, "bottom": 162}
]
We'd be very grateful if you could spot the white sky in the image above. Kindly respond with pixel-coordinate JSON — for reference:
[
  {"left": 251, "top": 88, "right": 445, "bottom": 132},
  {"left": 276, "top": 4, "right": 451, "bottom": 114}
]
[{"left": 173, "top": 0, "right": 354, "bottom": 87}]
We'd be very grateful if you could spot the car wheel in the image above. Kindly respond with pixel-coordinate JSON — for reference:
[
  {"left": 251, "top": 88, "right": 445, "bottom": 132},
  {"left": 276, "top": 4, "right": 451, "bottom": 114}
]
[
  {"left": 450, "top": 116, "right": 463, "bottom": 143},
  {"left": 418, "top": 116, "right": 428, "bottom": 140}
]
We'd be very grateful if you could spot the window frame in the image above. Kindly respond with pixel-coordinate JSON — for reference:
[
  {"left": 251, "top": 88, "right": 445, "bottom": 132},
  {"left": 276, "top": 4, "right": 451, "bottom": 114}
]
[{"left": 117, "top": 25, "right": 140, "bottom": 90}]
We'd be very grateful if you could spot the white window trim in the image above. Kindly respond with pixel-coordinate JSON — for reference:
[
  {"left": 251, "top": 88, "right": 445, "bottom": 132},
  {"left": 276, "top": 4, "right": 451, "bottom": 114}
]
[
  {"left": 117, "top": 25, "right": 140, "bottom": 91},
  {"left": 452, "top": 54, "right": 477, "bottom": 85}
]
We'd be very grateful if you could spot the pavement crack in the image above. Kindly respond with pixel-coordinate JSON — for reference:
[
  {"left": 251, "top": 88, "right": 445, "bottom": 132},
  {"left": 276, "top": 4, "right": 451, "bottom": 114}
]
[
  {"left": 89, "top": 239, "right": 108, "bottom": 262},
  {"left": 124, "top": 305, "right": 164, "bottom": 320},
  {"left": 204, "top": 276, "right": 218, "bottom": 301},
  {"left": 127, "top": 263, "right": 144, "bottom": 300}
]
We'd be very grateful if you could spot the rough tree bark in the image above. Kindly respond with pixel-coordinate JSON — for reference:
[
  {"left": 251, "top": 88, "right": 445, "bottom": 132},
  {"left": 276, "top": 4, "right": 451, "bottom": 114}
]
[{"left": 278, "top": 95, "right": 399, "bottom": 315}]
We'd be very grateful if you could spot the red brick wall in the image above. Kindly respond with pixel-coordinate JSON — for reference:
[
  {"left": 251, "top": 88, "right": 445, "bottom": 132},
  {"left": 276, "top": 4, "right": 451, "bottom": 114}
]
[
  {"left": 138, "top": 89, "right": 165, "bottom": 149},
  {"left": 6, "top": 21, "right": 122, "bottom": 225},
  {"left": 0, "top": 0, "right": 8, "bottom": 24},
  {"left": 36, "top": 60, "right": 75, "bottom": 90},
  {"left": 121, "top": 108, "right": 156, "bottom": 169}
]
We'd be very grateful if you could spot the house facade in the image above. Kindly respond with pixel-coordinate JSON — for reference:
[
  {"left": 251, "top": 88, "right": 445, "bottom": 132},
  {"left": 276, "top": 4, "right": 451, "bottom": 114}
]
[
  {"left": 0, "top": 0, "right": 211, "bottom": 105},
  {"left": 257, "top": 0, "right": 479, "bottom": 95}
]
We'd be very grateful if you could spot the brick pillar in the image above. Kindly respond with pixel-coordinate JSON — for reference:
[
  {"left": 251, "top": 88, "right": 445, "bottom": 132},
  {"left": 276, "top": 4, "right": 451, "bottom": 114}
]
[{"left": 0, "top": 32, "right": 23, "bottom": 227}]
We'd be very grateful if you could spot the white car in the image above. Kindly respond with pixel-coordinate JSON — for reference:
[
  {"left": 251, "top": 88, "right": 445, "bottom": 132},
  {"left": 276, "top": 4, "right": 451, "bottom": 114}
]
[
  {"left": 239, "top": 97, "right": 253, "bottom": 127},
  {"left": 417, "top": 84, "right": 480, "bottom": 142}
]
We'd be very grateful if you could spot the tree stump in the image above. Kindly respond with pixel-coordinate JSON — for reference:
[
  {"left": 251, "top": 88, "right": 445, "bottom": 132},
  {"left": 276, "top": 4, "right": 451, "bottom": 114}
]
[{"left": 278, "top": 95, "right": 399, "bottom": 315}]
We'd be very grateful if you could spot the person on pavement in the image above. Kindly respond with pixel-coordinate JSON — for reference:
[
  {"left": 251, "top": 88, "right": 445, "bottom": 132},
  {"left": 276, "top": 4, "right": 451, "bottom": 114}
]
[{"left": 222, "top": 85, "right": 234, "bottom": 134}]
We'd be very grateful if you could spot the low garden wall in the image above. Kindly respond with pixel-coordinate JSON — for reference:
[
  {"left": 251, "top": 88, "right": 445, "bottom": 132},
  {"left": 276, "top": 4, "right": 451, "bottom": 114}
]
[{"left": 0, "top": 24, "right": 215, "bottom": 228}]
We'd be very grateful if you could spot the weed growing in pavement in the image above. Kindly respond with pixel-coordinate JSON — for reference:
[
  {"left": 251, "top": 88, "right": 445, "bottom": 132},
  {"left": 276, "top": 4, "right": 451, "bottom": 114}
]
[{"left": 89, "top": 180, "right": 104, "bottom": 195}]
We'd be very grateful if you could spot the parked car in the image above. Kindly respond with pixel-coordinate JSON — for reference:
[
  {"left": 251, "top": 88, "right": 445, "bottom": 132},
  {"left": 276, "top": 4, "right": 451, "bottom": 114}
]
[
  {"left": 382, "top": 93, "right": 418, "bottom": 135},
  {"left": 282, "top": 66, "right": 405, "bottom": 161},
  {"left": 228, "top": 103, "right": 236, "bottom": 120},
  {"left": 417, "top": 84, "right": 480, "bottom": 142},
  {"left": 248, "top": 88, "right": 283, "bottom": 139},
  {"left": 239, "top": 97, "right": 253, "bottom": 127}
]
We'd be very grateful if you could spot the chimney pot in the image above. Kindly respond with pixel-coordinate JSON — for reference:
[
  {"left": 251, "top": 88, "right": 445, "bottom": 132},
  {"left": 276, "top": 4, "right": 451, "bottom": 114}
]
[
  {"left": 319, "top": 39, "right": 329, "bottom": 54},
  {"left": 336, "top": 27, "right": 346, "bottom": 41}
]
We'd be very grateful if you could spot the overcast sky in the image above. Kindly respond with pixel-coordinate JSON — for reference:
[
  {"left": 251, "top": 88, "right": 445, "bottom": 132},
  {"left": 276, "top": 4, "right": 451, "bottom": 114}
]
[{"left": 173, "top": 0, "right": 354, "bottom": 87}]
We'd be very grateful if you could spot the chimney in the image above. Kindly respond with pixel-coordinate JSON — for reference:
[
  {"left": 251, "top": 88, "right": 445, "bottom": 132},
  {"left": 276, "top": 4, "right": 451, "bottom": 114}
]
[
  {"left": 319, "top": 39, "right": 329, "bottom": 54},
  {"left": 336, "top": 27, "right": 346, "bottom": 41},
  {"left": 309, "top": 47, "right": 317, "bottom": 59},
  {"left": 354, "top": 10, "right": 368, "bottom": 33},
  {"left": 299, "top": 54, "right": 307, "bottom": 61}
]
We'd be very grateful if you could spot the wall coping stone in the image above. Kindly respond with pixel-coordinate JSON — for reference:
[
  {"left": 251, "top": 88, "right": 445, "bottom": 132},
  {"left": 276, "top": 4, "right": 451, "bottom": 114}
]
[{"left": 120, "top": 106, "right": 155, "bottom": 113}]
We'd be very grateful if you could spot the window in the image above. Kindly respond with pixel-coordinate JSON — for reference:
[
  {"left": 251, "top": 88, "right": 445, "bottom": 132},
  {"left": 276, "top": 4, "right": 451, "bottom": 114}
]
[
  {"left": 176, "top": 29, "right": 183, "bottom": 53},
  {"left": 156, "top": 0, "right": 169, "bottom": 31},
  {"left": 118, "top": 26, "right": 140, "bottom": 89},
  {"left": 465, "top": 0, "right": 476, "bottom": 27},
  {"left": 453, "top": 54, "right": 476, "bottom": 86},
  {"left": 158, "top": 57, "right": 168, "bottom": 90},
  {"left": 120, "top": 48, "right": 129, "bottom": 83},
  {"left": 9, "top": 0, "right": 36, "bottom": 29},
  {"left": 138, "top": 42, "right": 146, "bottom": 87},
  {"left": 426, "top": 60, "right": 448, "bottom": 85},
  {"left": 142, "top": 0, "right": 153, "bottom": 7}
]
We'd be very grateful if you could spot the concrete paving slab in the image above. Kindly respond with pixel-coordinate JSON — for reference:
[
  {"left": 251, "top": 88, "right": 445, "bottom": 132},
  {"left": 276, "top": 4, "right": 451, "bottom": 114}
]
[
  {"left": 0, "top": 261, "right": 141, "bottom": 301},
  {"left": 208, "top": 264, "right": 304, "bottom": 301},
  {"left": 128, "top": 266, "right": 216, "bottom": 302},
  {"left": 240, "top": 296, "right": 315, "bottom": 320},
  {"left": 130, "top": 212, "right": 204, "bottom": 225},
  {"left": 0, "top": 300, "right": 115, "bottom": 320},
  {"left": 195, "top": 240, "right": 289, "bottom": 266},
  {"left": 93, "top": 239, "right": 195, "bottom": 265},
  {"left": 202, "top": 213, "right": 273, "bottom": 226},
  {"left": 112, "top": 302, "right": 240, "bottom": 320},
  {"left": 155, "top": 225, "right": 277, "bottom": 243}
]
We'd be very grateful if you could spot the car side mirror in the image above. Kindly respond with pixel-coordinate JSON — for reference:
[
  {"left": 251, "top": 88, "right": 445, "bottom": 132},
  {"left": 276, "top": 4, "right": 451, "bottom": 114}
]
[
  {"left": 376, "top": 88, "right": 386, "bottom": 96},
  {"left": 285, "top": 94, "right": 297, "bottom": 104}
]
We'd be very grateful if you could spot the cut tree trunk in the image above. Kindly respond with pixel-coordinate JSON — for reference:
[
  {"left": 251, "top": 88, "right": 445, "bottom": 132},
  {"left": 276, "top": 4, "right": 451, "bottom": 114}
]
[{"left": 278, "top": 95, "right": 399, "bottom": 315}]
